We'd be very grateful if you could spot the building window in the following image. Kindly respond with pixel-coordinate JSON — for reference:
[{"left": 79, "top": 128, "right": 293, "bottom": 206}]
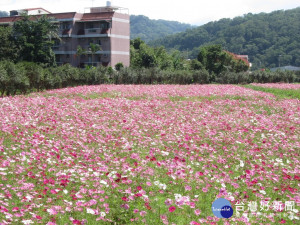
[
  {"left": 100, "top": 22, "right": 110, "bottom": 29},
  {"left": 60, "top": 23, "right": 71, "bottom": 30},
  {"left": 86, "top": 22, "right": 94, "bottom": 29}
]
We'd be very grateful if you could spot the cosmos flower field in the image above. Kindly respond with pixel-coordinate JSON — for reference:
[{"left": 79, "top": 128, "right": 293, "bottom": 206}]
[{"left": 0, "top": 84, "right": 299, "bottom": 225}]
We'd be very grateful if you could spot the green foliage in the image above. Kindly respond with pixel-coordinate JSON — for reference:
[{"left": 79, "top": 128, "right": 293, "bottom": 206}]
[
  {"left": 130, "top": 39, "right": 158, "bottom": 68},
  {"left": 0, "top": 26, "right": 18, "bottom": 61},
  {"left": 88, "top": 43, "right": 101, "bottom": 66},
  {"left": 19, "top": 62, "right": 44, "bottom": 91},
  {"left": 0, "top": 62, "right": 9, "bottom": 96},
  {"left": 51, "top": 64, "right": 80, "bottom": 87},
  {"left": 192, "top": 69, "right": 211, "bottom": 84},
  {"left": 150, "top": 7, "right": 300, "bottom": 69},
  {"left": 13, "top": 14, "right": 59, "bottom": 66},
  {"left": 190, "top": 59, "right": 204, "bottom": 70},
  {"left": 130, "top": 38, "right": 187, "bottom": 71},
  {"left": 81, "top": 66, "right": 109, "bottom": 85},
  {"left": 250, "top": 70, "right": 295, "bottom": 83},
  {"left": 130, "top": 15, "right": 193, "bottom": 43},
  {"left": 197, "top": 45, "right": 249, "bottom": 75},
  {"left": 0, "top": 60, "right": 298, "bottom": 97},
  {"left": 0, "top": 60, "right": 28, "bottom": 96},
  {"left": 115, "top": 62, "right": 124, "bottom": 71}
]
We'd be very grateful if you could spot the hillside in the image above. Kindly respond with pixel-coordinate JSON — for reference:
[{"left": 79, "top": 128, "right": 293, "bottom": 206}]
[
  {"left": 0, "top": 11, "right": 8, "bottom": 17},
  {"left": 149, "top": 7, "right": 300, "bottom": 69},
  {"left": 130, "top": 15, "right": 193, "bottom": 43}
]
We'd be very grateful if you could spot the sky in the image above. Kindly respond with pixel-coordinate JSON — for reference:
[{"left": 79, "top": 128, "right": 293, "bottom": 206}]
[{"left": 1, "top": 0, "right": 299, "bottom": 25}]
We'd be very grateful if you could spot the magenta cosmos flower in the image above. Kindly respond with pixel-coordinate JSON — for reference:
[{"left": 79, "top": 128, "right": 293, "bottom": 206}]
[{"left": 169, "top": 206, "right": 176, "bottom": 212}]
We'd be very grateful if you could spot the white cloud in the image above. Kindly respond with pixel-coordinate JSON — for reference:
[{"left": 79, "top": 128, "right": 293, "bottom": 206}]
[{"left": 0, "top": 0, "right": 13, "bottom": 7}]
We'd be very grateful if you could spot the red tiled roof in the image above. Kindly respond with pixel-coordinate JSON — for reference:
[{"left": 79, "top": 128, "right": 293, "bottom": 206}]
[
  {"left": 0, "top": 12, "right": 115, "bottom": 24},
  {"left": 47, "top": 12, "right": 77, "bottom": 20},
  {"left": 81, "top": 12, "right": 114, "bottom": 21},
  {"left": 0, "top": 16, "right": 22, "bottom": 23},
  {"left": 0, "top": 12, "right": 78, "bottom": 24},
  {"left": 226, "top": 51, "right": 250, "bottom": 66}
]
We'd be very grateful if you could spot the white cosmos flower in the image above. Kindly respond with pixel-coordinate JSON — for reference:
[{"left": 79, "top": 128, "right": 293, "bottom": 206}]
[
  {"left": 22, "top": 220, "right": 34, "bottom": 224},
  {"left": 87, "top": 208, "right": 95, "bottom": 214},
  {"left": 159, "top": 183, "right": 167, "bottom": 190},
  {"left": 259, "top": 190, "right": 266, "bottom": 195},
  {"left": 154, "top": 181, "right": 159, "bottom": 186},
  {"left": 240, "top": 160, "right": 244, "bottom": 167}
]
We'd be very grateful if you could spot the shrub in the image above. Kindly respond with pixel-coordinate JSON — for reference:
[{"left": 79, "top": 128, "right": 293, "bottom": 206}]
[
  {"left": 0, "top": 61, "right": 29, "bottom": 95},
  {"left": 115, "top": 62, "right": 124, "bottom": 71},
  {"left": 192, "top": 69, "right": 210, "bottom": 84},
  {"left": 19, "top": 62, "right": 44, "bottom": 91},
  {"left": 0, "top": 62, "right": 9, "bottom": 96}
]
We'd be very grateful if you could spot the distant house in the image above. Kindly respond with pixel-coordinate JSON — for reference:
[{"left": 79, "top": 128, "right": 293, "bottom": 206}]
[
  {"left": 0, "top": 1, "right": 130, "bottom": 68},
  {"left": 270, "top": 65, "right": 300, "bottom": 72},
  {"left": 9, "top": 8, "right": 51, "bottom": 16},
  {"left": 225, "top": 51, "right": 252, "bottom": 68}
]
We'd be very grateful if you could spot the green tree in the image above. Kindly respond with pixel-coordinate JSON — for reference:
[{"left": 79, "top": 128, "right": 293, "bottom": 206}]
[
  {"left": 0, "top": 62, "right": 9, "bottom": 96},
  {"left": 13, "top": 14, "right": 59, "bottom": 66},
  {"left": 0, "top": 61, "right": 29, "bottom": 96},
  {"left": 197, "top": 45, "right": 249, "bottom": 75},
  {"left": 115, "top": 62, "right": 124, "bottom": 71},
  {"left": 76, "top": 45, "right": 86, "bottom": 67},
  {"left": 0, "top": 26, "right": 18, "bottom": 61},
  {"left": 130, "top": 39, "right": 158, "bottom": 68},
  {"left": 88, "top": 43, "right": 101, "bottom": 67}
]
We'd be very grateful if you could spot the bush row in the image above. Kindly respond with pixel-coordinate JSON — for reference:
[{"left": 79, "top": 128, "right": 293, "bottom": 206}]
[{"left": 0, "top": 61, "right": 298, "bottom": 96}]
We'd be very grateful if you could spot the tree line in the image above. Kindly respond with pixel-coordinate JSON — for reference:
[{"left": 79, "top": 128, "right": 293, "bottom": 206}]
[
  {"left": 0, "top": 14, "right": 299, "bottom": 96},
  {"left": 0, "top": 59, "right": 298, "bottom": 97}
]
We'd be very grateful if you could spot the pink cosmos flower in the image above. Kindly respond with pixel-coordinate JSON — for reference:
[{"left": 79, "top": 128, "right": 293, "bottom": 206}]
[
  {"left": 165, "top": 198, "right": 172, "bottom": 206},
  {"left": 140, "top": 211, "right": 146, "bottom": 217},
  {"left": 47, "top": 208, "right": 57, "bottom": 215},
  {"left": 133, "top": 209, "right": 139, "bottom": 213},
  {"left": 185, "top": 185, "right": 192, "bottom": 191},
  {"left": 190, "top": 222, "right": 201, "bottom": 225},
  {"left": 169, "top": 206, "right": 176, "bottom": 212},
  {"left": 194, "top": 209, "right": 201, "bottom": 216}
]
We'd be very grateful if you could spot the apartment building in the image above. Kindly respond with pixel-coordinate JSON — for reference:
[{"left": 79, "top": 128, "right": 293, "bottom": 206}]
[{"left": 0, "top": 2, "right": 130, "bottom": 68}]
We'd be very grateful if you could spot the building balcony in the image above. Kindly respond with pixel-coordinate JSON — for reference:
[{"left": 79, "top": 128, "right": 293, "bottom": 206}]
[
  {"left": 52, "top": 45, "right": 70, "bottom": 52},
  {"left": 76, "top": 28, "right": 109, "bottom": 37},
  {"left": 83, "top": 62, "right": 101, "bottom": 67},
  {"left": 58, "top": 29, "right": 72, "bottom": 37}
]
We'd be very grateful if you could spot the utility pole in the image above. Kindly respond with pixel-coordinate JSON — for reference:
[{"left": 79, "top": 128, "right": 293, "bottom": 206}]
[{"left": 278, "top": 55, "right": 282, "bottom": 68}]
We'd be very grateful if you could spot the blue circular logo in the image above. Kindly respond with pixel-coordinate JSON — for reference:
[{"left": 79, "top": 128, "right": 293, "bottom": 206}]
[{"left": 212, "top": 198, "right": 233, "bottom": 218}]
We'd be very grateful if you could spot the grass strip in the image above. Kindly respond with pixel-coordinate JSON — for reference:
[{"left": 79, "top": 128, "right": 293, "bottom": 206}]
[{"left": 243, "top": 85, "right": 300, "bottom": 99}]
